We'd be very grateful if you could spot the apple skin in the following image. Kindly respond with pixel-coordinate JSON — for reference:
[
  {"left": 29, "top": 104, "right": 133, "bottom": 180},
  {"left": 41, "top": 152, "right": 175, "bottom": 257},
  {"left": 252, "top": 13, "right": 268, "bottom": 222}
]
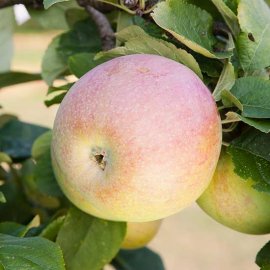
[
  {"left": 122, "top": 220, "right": 162, "bottom": 249},
  {"left": 197, "top": 151, "right": 270, "bottom": 234},
  {"left": 51, "top": 54, "right": 222, "bottom": 222}
]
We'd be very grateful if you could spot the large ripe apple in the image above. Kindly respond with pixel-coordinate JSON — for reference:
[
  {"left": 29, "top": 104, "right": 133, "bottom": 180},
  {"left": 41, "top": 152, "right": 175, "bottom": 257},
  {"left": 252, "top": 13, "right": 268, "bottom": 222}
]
[
  {"left": 51, "top": 54, "right": 222, "bottom": 222},
  {"left": 122, "top": 220, "right": 162, "bottom": 249},
  {"left": 197, "top": 151, "right": 270, "bottom": 234}
]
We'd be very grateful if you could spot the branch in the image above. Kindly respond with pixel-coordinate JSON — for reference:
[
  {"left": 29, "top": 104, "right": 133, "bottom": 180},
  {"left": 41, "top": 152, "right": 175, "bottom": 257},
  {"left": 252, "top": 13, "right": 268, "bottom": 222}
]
[
  {"left": 0, "top": 0, "right": 43, "bottom": 9},
  {"left": 86, "top": 5, "right": 115, "bottom": 50},
  {"left": 77, "top": 0, "right": 115, "bottom": 51},
  {"left": 87, "top": 0, "right": 114, "bottom": 13}
]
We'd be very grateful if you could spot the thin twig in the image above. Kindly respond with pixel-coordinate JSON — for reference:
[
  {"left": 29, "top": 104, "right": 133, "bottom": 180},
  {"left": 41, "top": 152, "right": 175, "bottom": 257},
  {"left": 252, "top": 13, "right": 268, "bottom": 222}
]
[{"left": 222, "top": 141, "right": 230, "bottom": 147}]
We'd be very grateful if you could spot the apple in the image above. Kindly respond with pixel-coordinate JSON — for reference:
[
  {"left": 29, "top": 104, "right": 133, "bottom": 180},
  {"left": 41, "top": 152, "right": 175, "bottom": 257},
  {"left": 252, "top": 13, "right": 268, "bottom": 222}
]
[
  {"left": 51, "top": 54, "right": 222, "bottom": 222},
  {"left": 197, "top": 151, "right": 270, "bottom": 234},
  {"left": 122, "top": 220, "right": 162, "bottom": 249}
]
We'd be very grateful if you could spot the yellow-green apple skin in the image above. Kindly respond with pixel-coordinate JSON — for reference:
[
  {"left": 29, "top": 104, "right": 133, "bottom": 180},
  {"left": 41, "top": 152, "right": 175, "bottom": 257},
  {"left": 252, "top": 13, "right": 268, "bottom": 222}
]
[
  {"left": 197, "top": 151, "right": 270, "bottom": 234},
  {"left": 121, "top": 220, "right": 162, "bottom": 249},
  {"left": 51, "top": 54, "right": 222, "bottom": 222}
]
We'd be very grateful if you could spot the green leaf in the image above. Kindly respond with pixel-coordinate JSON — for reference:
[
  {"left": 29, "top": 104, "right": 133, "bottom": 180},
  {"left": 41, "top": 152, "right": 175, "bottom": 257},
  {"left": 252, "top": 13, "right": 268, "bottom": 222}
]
[
  {"left": 195, "top": 55, "right": 223, "bottom": 77},
  {"left": 0, "top": 217, "right": 40, "bottom": 238},
  {"left": 21, "top": 159, "right": 60, "bottom": 209},
  {"left": 42, "top": 36, "right": 67, "bottom": 86},
  {"left": 45, "top": 83, "right": 73, "bottom": 106},
  {"left": 0, "top": 114, "right": 18, "bottom": 128},
  {"left": 256, "top": 241, "right": 270, "bottom": 269},
  {"left": 176, "top": 0, "right": 222, "bottom": 19},
  {"left": 42, "top": 18, "right": 101, "bottom": 85},
  {"left": 132, "top": 16, "right": 164, "bottom": 40},
  {"left": 223, "top": 0, "right": 238, "bottom": 13},
  {"left": 0, "top": 222, "right": 26, "bottom": 237},
  {"left": 32, "top": 131, "right": 53, "bottom": 158},
  {"left": 116, "top": 24, "right": 168, "bottom": 44},
  {"left": 0, "top": 166, "right": 7, "bottom": 182},
  {"left": 230, "top": 128, "right": 270, "bottom": 162},
  {"left": 221, "top": 89, "right": 242, "bottom": 109},
  {"left": 95, "top": 47, "right": 134, "bottom": 61},
  {"left": 0, "top": 192, "right": 6, "bottom": 203},
  {"left": 97, "top": 26, "right": 203, "bottom": 79},
  {"left": 25, "top": 215, "right": 41, "bottom": 235},
  {"left": 0, "top": 8, "right": 15, "bottom": 72},
  {"left": 225, "top": 112, "right": 270, "bottom": 133},
  {"left": 65, "top": 8, "right": 88, "bottom": 28},
  {"left": 152, "top": 0, "right": 232, "bottom": 59},
  {"left": 112, "top": 248, "right": 165, "bottom": 270},
  {"left": 43, "top": 0, "right": 70, "bottom": 9},
  {"left": 116, "top": 11, "right": 134, "bottom": 33},
  {"left": 228, "top": 128, "right": 270, "bottom": 193},
  {"left": 47, "top": 82, "right": 73, "bottom": 95},
  {"left": 58, "top": 19, "right": 101, "bottom": 61},
  {"left": 0, "top": 216, "right": 41, "bottom": 238},
  {"left": 238, "top": 0, "right": 270, "bottom": 34},
  {"left": 40, "top": 216, "right": 65, "bottom": 241},
  {"left": 0, "top": 152, "right": 12, "bottom": 164},
  {"left": 68, "top": 53, "right": 103, "bottom": 78},
  {"left": 56, "top": 207, "right": 126, "bottom": 270},
  {"left": 212, "top": 61, "right": 235, "bottom": 101},
  {"left": 0, "top": 233, "right": 65, "bottom": 270},
  {"left": 237, "top": 0, "right": 270, "bottom": 71},
  {"left": 0, "top": 120, "right": 49, "bottom": 160},
  {"left": 32, "top": 131, "right": 63, "bottom": 197},
  {"left": 0, "top": 72, "right": 41, "bottom": 89},
  {"left": 0, "top": 170, "right": 33, "bottom": 223},
  {"left": 230, "top": 77, "right": 270, "bottom": 118},
  {"left": 228, "top": 147, "right": 270, "bottom": 193},
  {"left": 248, "top": 69, "right": 270, "bottom": 80},
  {"left": 211, "top": 0, "right": 240, "bottom": 37},
  {"left": 29, "top": 2, "right": 80, "bottom": 30},
  {"left": 45, "top": 92, "right": 67, "bottom": 107}
]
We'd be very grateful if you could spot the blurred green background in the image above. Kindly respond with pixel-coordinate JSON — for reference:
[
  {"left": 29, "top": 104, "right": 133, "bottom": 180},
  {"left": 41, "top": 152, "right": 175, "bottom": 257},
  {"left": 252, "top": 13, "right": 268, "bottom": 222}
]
[{"left": 0, "top": 24, "right": 269, "bottom": 270}]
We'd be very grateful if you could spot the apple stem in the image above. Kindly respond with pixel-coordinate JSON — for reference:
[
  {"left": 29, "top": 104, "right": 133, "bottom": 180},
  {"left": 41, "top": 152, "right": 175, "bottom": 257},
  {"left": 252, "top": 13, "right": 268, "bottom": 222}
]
[
  {"left": 221, "top": 119, "right": 241, "bottom": 125},
  {"left": 218, "top": 105, "right": 226, "bottom": 111},
  {"left": 222, "top": 122, "right": 238, "bottom": 132},
  {"left": 139, "top": 0, "right": 145, "bottom": 10},
  {"left": 222, "top": 141, "right": 230, "bottom": 147}
]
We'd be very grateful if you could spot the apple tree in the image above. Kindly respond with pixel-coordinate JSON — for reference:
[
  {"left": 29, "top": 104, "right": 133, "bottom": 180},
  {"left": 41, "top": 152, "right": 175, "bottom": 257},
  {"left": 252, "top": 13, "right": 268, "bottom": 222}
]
[{"left": 1, "top": 0, "right": 270, "bottom": 269}]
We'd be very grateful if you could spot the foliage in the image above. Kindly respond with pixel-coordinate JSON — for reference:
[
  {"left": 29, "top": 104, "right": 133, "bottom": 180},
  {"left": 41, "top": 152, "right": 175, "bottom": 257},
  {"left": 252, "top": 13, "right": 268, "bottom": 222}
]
[
  {"left": 56, "top": 207, "right": 126, "bottom": 270},
  {"left": 112, "top": 248, "right": 165, "bottom": 270},
  {"left": 1, "top": 0, "right": 270, "bottom": 269},
  {"left": 256, "top": 241, "right": 270, "bottom": 269}
]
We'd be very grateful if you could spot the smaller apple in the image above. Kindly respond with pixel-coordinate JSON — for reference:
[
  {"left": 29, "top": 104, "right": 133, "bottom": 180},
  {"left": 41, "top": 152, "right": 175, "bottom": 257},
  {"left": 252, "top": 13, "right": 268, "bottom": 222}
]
[
  {"left": 197, "top": 151, "right": 270, "bottom": 234},
  {"left": 121, "top": 220, "right": 162, "bottom": 249}
]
